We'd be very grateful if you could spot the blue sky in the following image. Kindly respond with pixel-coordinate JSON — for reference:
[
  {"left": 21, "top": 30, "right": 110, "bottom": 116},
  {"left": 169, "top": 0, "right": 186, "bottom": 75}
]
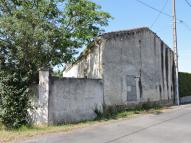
[{"left": 92, "top": 0, "right": 191, "bottom": 73}]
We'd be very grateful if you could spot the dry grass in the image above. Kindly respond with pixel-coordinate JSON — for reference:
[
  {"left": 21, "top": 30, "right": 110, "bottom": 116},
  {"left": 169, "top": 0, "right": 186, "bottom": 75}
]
[
  {"left": 0, "top": 107, "right": 164, "bottom": 143},
  {"left": 0, "top": 122, "right": 97, "bottom": 143}
]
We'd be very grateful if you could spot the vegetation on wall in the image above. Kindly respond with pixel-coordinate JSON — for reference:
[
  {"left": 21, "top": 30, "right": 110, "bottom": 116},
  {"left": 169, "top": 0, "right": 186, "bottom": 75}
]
[
  {"left": 179, "top": 72, "right": 191, "bottom": 97},
  {"left": 94, "top": 103, "right": 162, "bottom": 120},
  {"left": 0, "top": 0, "right": 111, "bottom": 129},
  {"left": 52, "top": 70, "right": 63, "bottom": 77}
]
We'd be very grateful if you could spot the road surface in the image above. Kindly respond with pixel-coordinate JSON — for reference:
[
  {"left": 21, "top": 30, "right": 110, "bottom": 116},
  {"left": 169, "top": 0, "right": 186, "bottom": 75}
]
[{"left": 17, "top": 104, "right": 191, "bottom": 143}]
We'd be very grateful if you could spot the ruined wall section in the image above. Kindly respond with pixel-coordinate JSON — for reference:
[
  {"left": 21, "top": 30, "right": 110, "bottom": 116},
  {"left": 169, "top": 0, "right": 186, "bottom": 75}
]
[{"left": 63, "top": 40, "right": 104, "bottom": 79}]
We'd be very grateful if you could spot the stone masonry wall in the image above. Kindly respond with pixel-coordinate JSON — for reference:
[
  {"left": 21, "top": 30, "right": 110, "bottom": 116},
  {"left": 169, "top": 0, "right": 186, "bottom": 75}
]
[{"left": 102, "top": 29, "right": 175, "bottom": 105}]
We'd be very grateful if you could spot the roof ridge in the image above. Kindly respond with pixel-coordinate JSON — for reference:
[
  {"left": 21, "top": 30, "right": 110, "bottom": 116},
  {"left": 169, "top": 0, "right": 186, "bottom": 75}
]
[
  {"left": 101, "top": 27, "right": 150, "bottom": 38},
  {"left": 63, "top": 27, "right": 172, "bottom": 72}
]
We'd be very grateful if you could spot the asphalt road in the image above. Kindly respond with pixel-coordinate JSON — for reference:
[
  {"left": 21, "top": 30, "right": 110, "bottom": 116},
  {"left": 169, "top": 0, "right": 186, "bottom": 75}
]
[{"left": 18, "top": 104, "right": 191, "bottom": 143}]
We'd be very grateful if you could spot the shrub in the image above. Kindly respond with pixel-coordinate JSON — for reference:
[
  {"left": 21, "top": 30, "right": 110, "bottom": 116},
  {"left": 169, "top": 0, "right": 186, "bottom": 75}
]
[
  {"left": 179, "top": 72, "right": 191, "bottom": 97},
  {"left": 0, "top": 71, "right": 32, "bottom": 129}
]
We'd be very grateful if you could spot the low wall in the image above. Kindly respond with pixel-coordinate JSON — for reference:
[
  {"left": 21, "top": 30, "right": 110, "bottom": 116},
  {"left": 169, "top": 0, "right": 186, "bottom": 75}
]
[
  {"left": 180, "top": 96, "right": 191, "bottom": 104},
  {"left": 48, "top": 77, "right": 103, "bottom": 124}
]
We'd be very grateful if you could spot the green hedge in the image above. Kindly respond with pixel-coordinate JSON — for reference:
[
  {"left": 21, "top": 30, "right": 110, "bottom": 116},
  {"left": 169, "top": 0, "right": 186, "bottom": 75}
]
[{"left": 179, "top": 72, "right": 191, "bottom": 97}]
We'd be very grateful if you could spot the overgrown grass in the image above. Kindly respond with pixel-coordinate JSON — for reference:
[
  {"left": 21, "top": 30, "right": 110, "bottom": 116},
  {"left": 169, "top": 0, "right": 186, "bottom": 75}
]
[
  {"left": 0, "top": 102, "right": 163, "bottom": 143},
  {"left": 0, "top": 122, "right": 96, "bottom": 143},
  {"left": 95, "top": 102, "right": 162, "bottom": 120}
]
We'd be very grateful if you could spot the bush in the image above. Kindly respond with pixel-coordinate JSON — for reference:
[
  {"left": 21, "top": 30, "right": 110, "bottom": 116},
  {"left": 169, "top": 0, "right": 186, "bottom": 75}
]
[
  {"left": 0, "top": 71, "right": 32, "bottom": 129},
  {"left": 179, "top": 72, "right": 191, "bottom": 97}
]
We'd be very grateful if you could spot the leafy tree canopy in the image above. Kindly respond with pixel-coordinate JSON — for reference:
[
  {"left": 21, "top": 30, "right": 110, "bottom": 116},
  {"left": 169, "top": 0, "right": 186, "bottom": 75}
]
[
  {"left": 0, "top": 0, "right": 111, "bottom": 128},
  {"left": 0, "top": 0, "right": 111, "bottom": 74}
]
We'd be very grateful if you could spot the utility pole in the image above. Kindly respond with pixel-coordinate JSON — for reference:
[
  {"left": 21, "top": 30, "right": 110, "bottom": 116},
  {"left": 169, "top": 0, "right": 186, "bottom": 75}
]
[{"left": 172, "top": 0, "right": 180, "bottom": 105}]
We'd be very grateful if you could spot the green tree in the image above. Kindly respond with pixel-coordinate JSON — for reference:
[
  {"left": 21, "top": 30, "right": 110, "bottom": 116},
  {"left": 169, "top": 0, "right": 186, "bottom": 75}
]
[
  {"left": 0, "top": 0, "right": 111, "bottom": 128},
  {"left": 0, "top": 0, "right": 111, "bottom": 71}
]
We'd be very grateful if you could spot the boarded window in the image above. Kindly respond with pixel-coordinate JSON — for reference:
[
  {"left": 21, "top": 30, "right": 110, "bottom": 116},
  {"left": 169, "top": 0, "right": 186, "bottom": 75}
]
[{"left": 126, "top": 76, "right": 137, "bottom": 102}]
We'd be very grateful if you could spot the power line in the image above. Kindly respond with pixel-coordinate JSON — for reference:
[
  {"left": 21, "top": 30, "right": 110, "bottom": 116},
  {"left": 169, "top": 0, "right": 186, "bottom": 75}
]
[
  {"left": 136, "top": 0, "right": 172, "bottom": 18},
  {"left": 185, "top": 0, "right": 191, "bottom": 8},
  {"left": 179, "top": 20, "right": 191, "bottom": 31},
  {"left": 136, "top": 0, "right": 191, "bottom": 31},
  {"left": 150, "top": 0, "right": 169, "bottom": 28}
]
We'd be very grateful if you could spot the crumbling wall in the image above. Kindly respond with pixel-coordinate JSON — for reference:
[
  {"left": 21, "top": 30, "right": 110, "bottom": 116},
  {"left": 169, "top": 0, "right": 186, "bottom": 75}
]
[
  {"left": 63, "top": 40, "right": 104, "bottom": 79},
  {"left": 31, "top": 70, "right": 50, "bottom": 125}
]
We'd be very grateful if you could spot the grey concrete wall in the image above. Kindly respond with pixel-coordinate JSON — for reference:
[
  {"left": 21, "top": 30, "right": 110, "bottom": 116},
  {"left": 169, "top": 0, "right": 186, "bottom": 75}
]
[
  {"left": 102, "top": 29, "right": 175, "bottom": 105},
  {"left": 63, "top": 40, "right": 104, "bottom": 79},
  {"left": 32, "top": 70, "right": 50, "bottom": 125},
  {"left": 48, "top": 77, "right": 103, "bottom": 124},
  {"left": 180, "top": 96, "right": 191, "bottom": 104}
]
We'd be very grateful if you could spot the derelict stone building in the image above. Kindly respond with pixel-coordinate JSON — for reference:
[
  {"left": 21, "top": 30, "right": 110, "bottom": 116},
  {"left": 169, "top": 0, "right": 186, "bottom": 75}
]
[
  {"left": 35, "top": 27, "right": 176, "bottom": 125},
  {"left": 63, "top": 27, "right": 176, "bottom": 106}
]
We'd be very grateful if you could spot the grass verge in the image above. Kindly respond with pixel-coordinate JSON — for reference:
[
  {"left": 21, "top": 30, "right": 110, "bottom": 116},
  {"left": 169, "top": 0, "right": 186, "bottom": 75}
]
[{"left": 0, "top": 103, "right": 164, "bottom": 143}]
